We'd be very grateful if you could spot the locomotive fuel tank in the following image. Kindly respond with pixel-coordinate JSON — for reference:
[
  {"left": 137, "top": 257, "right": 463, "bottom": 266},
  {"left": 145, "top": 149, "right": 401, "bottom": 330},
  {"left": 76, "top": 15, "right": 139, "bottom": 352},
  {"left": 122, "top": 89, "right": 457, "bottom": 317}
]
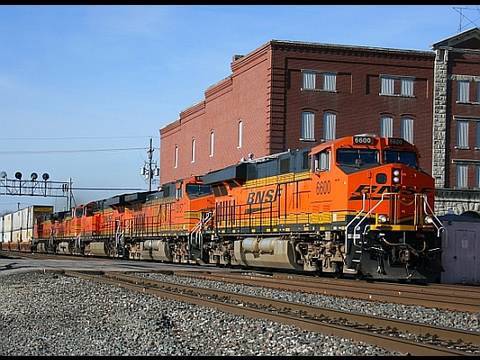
[{"left": 233, "top": 237, "right": 303, "bottom": 270}]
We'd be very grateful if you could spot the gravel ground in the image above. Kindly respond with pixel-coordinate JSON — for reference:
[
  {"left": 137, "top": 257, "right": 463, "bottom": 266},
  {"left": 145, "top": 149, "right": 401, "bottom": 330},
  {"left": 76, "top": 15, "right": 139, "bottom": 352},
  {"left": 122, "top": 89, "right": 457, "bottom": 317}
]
[
  {"left": 141, "top": 272, "right": 480, "bottom": 332},
  {"left": 0, "top": 271, "right": 398, "bottom": 356}
]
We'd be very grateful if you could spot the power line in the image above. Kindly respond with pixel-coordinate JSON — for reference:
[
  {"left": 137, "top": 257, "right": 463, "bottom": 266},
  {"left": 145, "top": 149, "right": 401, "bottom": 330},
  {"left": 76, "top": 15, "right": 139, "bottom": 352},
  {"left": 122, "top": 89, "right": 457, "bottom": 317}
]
[
  {"left": 0, "top": 135, "right": 160, "bottom": 141},
  {"left": 71, "top": 187, "right": 146, "bottom": 191},
  {"left": 0, "top": 146, "right": 160, "bottom": 154}
]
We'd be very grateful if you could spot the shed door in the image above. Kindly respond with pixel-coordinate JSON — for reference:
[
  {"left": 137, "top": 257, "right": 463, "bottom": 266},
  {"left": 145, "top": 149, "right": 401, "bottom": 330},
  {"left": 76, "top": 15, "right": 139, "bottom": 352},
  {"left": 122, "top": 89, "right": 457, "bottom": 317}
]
[{"left": 455, "top": 230, "right": 476, "bottom": 284}]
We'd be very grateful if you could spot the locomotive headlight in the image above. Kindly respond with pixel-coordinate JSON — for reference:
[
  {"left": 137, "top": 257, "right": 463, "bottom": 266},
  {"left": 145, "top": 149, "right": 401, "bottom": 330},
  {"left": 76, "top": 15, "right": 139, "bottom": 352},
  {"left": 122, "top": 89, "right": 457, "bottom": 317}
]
[
  {"left": 424, "top": 215, "right": 434, "bottom": 224},
  {"left": 393, "top": 176, "right": 400, "bottom": 183},
  {"left": 378, "top": 214, "right": 388, "bottom": 223},
  {"left": 393, "top": 169, "right": 400, "bottom": 177}
]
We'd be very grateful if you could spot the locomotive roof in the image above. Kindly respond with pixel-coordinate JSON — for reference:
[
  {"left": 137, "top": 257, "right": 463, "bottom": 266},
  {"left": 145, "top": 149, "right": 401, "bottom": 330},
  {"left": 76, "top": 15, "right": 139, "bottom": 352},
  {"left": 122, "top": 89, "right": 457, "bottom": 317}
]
[{"left": 202, "top": 148, "right": 310, "bottom": 185}]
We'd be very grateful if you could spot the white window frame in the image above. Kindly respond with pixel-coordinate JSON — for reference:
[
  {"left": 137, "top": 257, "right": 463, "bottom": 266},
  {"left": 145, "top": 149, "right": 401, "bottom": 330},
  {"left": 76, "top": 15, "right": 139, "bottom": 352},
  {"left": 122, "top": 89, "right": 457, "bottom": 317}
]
[
  {"left": 380, "top": 76, "right": 395, "bottom": 96},
  {"left": 323, "top": 112, "right": 336, "bottom": 141},
  {"left": 456, "top": 164, "right": 468, "bottom": 189},
  {"left": 476, "top": 165, "right": 480, "bottom": 189},
  {"left": 323, "top": 73, "right": 337, "bottom": 92},
  {"left": 209, "top": 130, "right": 215, "bottom": 157},
  {"left": 379, "top": 75, "right": 415, "bottom": 97},
  {"left": 400, "top": 78, "right": 414, "bottom": 97},
  {"left": 456, "top": 120, "right": 469, "bottom": 149},
  {"left": 401, "top": 117, "right": 414, "bottom": 144},
  {"left": 302, "top": 70, "right": 316, "bottom": 90},
  {"left": 300, "top": 111, "right": 315, "bottom": 141},
  {"left": 191, "top": 138, "right": 196, "bottom": 163},
  {"left": 457, "top": 80, "right": 470, "bottom": 103},
  {"left": 476, "top": 122, "right": 480, "bottom": 149},
  {"left": 174, "top": 145, "right": 179, "bottom": 169},
  {"left": 380, "top": 116, "right": 393, "bottom": 138},
  {"left": 237, "top": 120, "right": 243, "bottom": 149}
]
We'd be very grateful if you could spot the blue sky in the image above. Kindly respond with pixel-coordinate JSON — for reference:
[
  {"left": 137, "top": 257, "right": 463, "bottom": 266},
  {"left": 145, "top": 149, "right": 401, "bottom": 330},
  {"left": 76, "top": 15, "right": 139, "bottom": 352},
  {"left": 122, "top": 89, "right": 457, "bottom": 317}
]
[{"left": 0, "top": 5, "right": 473, "bottom": 212}]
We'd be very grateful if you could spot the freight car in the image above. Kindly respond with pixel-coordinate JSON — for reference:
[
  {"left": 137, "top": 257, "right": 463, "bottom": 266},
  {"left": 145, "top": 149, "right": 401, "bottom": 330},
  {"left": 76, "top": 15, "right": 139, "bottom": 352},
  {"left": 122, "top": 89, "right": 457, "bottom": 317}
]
[{"left": 0, "top": 135, "right": 444, "bottom": 281}]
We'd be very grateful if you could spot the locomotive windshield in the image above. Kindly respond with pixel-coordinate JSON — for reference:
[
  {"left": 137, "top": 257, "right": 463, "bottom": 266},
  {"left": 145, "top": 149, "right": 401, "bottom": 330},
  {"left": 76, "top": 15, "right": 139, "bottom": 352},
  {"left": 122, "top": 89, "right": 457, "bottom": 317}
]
[
  {"left": 186, "top": 184, "right": 213, "bottom": 198},
  {"left": 384, "top": 150, "right": 418, "bottom": 168},
  {"left": 336, "top": 148, "right": 379, "bottom": 170}
]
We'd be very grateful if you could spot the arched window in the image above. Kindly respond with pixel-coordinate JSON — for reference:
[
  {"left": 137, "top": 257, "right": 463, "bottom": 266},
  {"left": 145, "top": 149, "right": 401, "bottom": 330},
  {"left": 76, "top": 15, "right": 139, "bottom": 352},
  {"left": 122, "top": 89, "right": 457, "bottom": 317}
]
[
  {"left": 401, "top": 117, "right": 414, "bottom": 144},
  {"left": 323, "top": 112, "right": 336, "bottom": 141},
  {"left": 209, "top": 131, "right": 215, "bottom": 157},
  {"left": 191, "top": 138, "right": 196, "bottom": 163},
  {"left": 237, "top": 121, "right": 243, "bottom": 148},
  {"left": 380, "top": 116, "right": 393, "bottom": 138},
  {"left": 174, "top": 145, "right": 179, "bottom": 168},
  {"left": 301, "top": 111, "right": 315, "bottom": 141}
]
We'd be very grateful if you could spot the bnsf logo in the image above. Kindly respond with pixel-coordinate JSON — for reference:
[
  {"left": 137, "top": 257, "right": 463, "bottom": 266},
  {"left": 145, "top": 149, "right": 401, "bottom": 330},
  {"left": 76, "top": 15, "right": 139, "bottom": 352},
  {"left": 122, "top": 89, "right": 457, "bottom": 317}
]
[
  {"left": 246, "top": 188, "right": 281, "bottom": 205},
  {"left": 349, "top": 184, "right": 433, "bottom": 200}
]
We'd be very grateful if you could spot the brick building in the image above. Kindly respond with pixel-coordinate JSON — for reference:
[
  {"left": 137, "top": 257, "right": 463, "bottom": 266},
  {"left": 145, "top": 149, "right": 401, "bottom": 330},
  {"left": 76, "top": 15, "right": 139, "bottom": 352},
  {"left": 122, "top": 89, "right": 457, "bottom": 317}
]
[{"left": 160, "top": 28, "right": 480, "bottom": 216}]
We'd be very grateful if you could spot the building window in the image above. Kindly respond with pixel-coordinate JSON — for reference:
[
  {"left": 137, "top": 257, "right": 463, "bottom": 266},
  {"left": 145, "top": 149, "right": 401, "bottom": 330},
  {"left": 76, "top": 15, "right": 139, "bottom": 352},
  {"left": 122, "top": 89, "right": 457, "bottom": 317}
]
[
  {"left": 191, "top": 138, "right": 196, "bottom": 163},
  {"left": 380, "top": 76, "right": 395, "bottom": 95},
  {"left": 303, "top": 71, "right": 336, "bottom": 91},
  {"left": 476, "top": 165, "right": 480, "bottom": 188},
  {"left": 456, "top": 164, "right": 468, "bottom": 188},
  {"left": 401, "top": 79, "right": 414, "bottom": 97},
  {"left": 380, "top": 116, "right": 393, "bottom": 138},
  {"left": 456, "top": 120, "right": 469, "bottom": 149},
  {"left": 237, "top": 121, "right": 243, "bottom": 148},
  {"left": 458, "top": 80, "right": 470, "bottom": 103},
  {"left": 323, "top": 112, "right": 336, "bottom": 141},
  {"left": 323, "top": 73, "right": 336, "bottom": 92},
  {"left": 301, "top": 111, "right": 315, "bottom": 141},
  {"left": 401, "top": 117, "right": 414, "bottom": 144},
  {"left": 477, "top": 82, "right": 480, "bottom": 102},
  {"left": 303, "top": 71, "right": 316, "bottom": 90},
  {"left": 476, "top": 122, "right": 480, "bottom": 148},
  {"left": 174, "top": 145, "right": 179, "bottom": 168},
  {"left": 209, "top": 131, "right": 215, "bottom": 157},
  {"left": 380, "top": 75, "right": 414, "bottom": 97}
]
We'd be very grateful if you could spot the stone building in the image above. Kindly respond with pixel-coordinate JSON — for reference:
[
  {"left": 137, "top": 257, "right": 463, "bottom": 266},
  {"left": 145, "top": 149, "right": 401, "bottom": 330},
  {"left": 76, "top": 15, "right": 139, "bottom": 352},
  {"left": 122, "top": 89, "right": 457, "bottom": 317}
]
[{"left": 160, "top": 28, "right": 480, "bottom": 216}]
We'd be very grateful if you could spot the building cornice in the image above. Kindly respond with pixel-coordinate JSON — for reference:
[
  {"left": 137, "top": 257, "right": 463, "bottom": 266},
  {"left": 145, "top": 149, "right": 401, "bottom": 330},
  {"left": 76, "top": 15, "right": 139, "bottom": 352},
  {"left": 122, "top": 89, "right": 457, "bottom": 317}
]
[{"left": 270, "top": 40, "right": 434, "bottom": 60}]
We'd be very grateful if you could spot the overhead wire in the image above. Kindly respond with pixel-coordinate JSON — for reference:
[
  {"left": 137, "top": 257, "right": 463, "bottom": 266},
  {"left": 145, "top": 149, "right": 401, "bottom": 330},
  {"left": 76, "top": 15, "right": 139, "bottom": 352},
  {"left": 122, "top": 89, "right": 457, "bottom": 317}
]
[{"left": 0, "top": 147, "right": 160, "bottom": 154}]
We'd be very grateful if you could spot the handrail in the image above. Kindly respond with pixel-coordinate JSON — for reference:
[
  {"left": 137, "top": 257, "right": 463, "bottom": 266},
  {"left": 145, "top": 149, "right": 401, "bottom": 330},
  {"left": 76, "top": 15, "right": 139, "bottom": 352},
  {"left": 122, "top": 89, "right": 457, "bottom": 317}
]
[
  {"left": 422, "top": 194, "right": 444, "bottom": 237},
  {"left": 352, "top": 192, "right": 397, "bottom": 246},
  {"left": 344, "top": 192, "right": 366, "bottom": 256}
]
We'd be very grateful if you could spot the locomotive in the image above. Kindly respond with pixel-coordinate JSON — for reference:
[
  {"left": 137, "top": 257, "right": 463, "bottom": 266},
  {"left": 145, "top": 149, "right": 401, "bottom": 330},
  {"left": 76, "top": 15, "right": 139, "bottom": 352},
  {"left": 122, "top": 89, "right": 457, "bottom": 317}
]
[{"left": 0, "top": 134, "right": 444, "bottom": 281}]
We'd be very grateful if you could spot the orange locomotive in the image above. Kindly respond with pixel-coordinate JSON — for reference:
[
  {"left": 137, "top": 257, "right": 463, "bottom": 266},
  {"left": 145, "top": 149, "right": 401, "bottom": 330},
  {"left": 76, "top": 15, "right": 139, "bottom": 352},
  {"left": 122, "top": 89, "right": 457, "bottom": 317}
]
[
  {"left": 203, "top": 134, "right": 442, "bottom": 281},
  {"left": 18, "top": 134, "right": 442, "bottom": 281}
]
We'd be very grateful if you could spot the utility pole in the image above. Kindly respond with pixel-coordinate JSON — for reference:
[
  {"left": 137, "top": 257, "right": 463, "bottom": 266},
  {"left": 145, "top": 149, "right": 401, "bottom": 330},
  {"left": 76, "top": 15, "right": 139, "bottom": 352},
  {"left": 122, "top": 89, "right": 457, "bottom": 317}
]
[
  {"left": 141, "top": 138, "right": 159, "bottom": 192},
  {"left": 148, "top": 138, "right": 153, "bottom": 192}
]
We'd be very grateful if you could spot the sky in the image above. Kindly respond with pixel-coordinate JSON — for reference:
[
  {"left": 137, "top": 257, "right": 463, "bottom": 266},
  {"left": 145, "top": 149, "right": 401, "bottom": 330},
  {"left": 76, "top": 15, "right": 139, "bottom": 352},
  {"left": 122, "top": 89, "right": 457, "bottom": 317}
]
[{"left": 0, "top": 4, "right": 476, "bottom": 213}]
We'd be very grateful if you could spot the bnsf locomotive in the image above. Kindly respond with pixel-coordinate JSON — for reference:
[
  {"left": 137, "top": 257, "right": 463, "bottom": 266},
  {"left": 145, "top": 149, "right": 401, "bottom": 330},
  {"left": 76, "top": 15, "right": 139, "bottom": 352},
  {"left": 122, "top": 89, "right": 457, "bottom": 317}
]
[{"left": 0, "top": 135, "right": 444, "bottom": 281}]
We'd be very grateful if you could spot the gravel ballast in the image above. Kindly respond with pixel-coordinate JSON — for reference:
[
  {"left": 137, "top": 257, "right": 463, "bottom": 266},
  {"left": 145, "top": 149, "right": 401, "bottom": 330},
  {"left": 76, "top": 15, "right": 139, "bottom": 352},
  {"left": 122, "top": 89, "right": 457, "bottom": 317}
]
[
  {"left": 141, "top": 272, "right": 480, "bottom": 332},
  {"left": 0, "top": 271, "right": 397, "bottom": 356}
]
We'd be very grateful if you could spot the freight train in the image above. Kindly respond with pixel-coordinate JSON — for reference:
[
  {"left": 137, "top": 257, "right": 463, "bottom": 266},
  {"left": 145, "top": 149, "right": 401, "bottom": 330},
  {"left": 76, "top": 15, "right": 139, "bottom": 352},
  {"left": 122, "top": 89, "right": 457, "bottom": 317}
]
[{"left": 0, "top": 135, "right": 444, "bottom": 281}]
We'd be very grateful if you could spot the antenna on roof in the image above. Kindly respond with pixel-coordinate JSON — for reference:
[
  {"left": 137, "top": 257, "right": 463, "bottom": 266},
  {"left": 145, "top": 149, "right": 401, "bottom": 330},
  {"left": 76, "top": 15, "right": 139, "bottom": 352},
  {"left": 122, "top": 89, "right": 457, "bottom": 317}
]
[{"left": 452, "top": 6, "right": 480, "bottom": 32}]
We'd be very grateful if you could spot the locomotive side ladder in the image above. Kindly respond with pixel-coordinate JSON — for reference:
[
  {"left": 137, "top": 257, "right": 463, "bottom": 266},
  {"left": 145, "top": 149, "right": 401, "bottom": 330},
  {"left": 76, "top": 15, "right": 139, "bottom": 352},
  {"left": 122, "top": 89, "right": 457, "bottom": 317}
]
[
  {"left": 189, "top": 210, "right": 214, "bottom": 263},
  {"left": 344, "top": 192, "right": 396, "bottom": 272}
]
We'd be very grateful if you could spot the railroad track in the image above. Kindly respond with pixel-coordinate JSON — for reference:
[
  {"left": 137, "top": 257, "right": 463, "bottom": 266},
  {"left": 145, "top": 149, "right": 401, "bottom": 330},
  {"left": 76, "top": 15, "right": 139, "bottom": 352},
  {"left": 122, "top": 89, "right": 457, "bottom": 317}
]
[
  {"left": 172, "top": 271, "right": 480, "bottom": 313},
  {"left": 64, "top": 270, "right": 479, "bottom": 356},
  {"left": 5, "top": 250, "right": 479, "bottom": 312}
]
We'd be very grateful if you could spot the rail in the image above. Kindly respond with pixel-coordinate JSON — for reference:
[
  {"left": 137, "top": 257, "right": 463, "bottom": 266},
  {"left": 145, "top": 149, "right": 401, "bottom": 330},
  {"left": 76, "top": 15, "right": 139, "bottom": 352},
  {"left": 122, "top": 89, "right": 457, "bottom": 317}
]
[{"left": 63, "top": 271, "right": 477, "bottom": 356}]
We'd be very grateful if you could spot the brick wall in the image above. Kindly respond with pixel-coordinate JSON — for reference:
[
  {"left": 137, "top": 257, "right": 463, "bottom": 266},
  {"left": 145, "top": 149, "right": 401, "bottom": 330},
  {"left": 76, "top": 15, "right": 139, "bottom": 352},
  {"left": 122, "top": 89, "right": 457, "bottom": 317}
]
[
  {"left": 160, "top": 44, "right": 272, "bottom": 184},
  {"left": 271, "top": 42, "right": 435, "bottom": 172},
  {"left": 446, "top": 50, "right": 480, "bottom": 189}
]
